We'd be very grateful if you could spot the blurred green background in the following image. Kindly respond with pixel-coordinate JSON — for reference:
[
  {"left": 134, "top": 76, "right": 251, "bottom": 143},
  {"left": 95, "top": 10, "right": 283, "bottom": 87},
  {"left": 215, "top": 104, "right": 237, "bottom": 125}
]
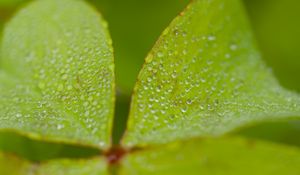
[{"left": 0, "top": 0, "right": 299, "bottom": 160}]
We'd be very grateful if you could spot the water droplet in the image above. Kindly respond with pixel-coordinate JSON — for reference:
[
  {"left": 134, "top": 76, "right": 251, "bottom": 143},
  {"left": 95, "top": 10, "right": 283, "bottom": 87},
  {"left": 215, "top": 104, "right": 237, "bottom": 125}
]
[
  {"left": 157, "top": 52, "right": 164, "bottom": 58},
  {"left": 83, "top": 102, "right": 89, "bottom": 107},
  {"left": 57, "top": 124, "right": 64, "bottom": 130},
  {"left": 171, "top": 72, "right": 177, "bottom": 79},
  {"left": 61, "top": 74, "right": 68, "bottom": 80},
  {"left": 156, "top": 86, "right": 162, "bottom": 92},
  {"left": 200, "top": 78, "right": 206, "bottom": 83},
  {"left": 225, "top": 53, "right": 231, "bottom": 58},
  {"left": 186, "top": 99, "right": 192, "bottom": 105},
  {"left": 208, "top": 35, "right": 216, "bottom": 41},
  {"left": 181, "top": 107, "right": 187, "bottom": 113},
  {"left": 92, "top": 101, "right": 98, "bottom": 106},
  {"left": 84, "top": 111, "right": 90, "bottom": 117},
  {"left": 230, "top": 44, "right": 238, "bottom": 51}
]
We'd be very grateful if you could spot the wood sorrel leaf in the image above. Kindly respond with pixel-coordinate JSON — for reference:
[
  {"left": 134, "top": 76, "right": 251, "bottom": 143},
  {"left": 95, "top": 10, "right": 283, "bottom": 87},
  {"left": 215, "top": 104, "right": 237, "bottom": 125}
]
[
  {"left": 0, "top": 152, "right": 108, "bottom": 175},
  {"left": 35, "top": 157, "right": 108, "bottom": 175},
  {"left": 0, "top": 131, "right": 101, "bottom": 161},
  {"left": 123, "top": 0, "right": 300, "bottom": 147},
  {"left": 121, "top": 137, "right": 300, "bottom": 175},
  {"left": 0, "top": 152, "right": 31, "bottom": 175},
  {"left": 89, "top": 0, "right": 189, "bottom": 93},
  {"left": 0, "top": 0, "right": 115, "bottom": 148}
]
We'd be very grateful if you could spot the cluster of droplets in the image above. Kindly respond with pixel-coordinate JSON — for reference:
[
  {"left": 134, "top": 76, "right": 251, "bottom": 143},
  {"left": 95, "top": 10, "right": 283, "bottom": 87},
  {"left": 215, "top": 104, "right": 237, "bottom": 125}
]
[
  {"left": 0, "top": 0, "right": 114, "bottom": 147},
  {"left": 125, "top": 0, "right": 300, "bottom": 146},
  {"left": 129, "top": 23, "right": 244, "bottom": 145}
]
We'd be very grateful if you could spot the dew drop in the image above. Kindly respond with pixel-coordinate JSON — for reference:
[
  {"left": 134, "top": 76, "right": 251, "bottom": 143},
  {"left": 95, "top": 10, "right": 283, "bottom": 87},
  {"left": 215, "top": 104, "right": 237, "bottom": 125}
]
[
  {"left": 186, "top": 99, "right": 192, "bottom": 105},
  {"left": 84, "top": 111, "right": 90, "bottom": 117},
  {"left": 181, "top": 107, "right": 187, "bottom": 113},
  {"left": 61, "top": 74, "right": 68, "bottom": 80},
  {"left": 57, "top": 124, "right": 64, "bottom": 130},
  {"left": 16, "top": 113, "right": 22, "bottom": 118},
  {"left": 157, "top": 52, "right": 164, "bottom": 58},
  {"left": 225, "top": 53, "right": 231, "bottom": 58},
  {"left": 83, "top": 102, "right": 89, "bottom": 107},
  {"left": 230, "top": 44, "right": 238, "bottom": 51},
  {"left": 171, "top": 72, "right": 177, "bottom": 79},
  {"left": 208, "top": 35, "right": 216, "bottom": 41}
]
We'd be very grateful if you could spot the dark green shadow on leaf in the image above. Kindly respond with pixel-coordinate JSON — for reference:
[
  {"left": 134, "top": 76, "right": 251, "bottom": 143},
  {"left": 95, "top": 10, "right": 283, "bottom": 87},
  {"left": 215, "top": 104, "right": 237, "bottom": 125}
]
[
  {"left": 123, "top": 0, "right": 300, "bottom": 147},
  {"left": 236, "top": 120, "right": 300, "bottom": 147},
  {"left": 0, "top": 131, "right": 101, "bottom": 161},
  {"left": 89, "top": 0, "right": 190, "bottom": 93}
]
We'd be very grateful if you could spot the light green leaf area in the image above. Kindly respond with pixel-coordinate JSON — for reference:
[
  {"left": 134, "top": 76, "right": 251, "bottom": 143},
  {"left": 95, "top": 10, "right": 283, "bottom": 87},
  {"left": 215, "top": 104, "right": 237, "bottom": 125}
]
[
  {"left": 35, "top": 157, "right": 108, "bottom": 175},
  {"left": 0, "top": 152, "right": 107, "bottom": 175},
  {"left": 122, "top": 137, "right": 300, "bottom": 175},
  {"left": 123, "top": 0, "right": 300, "bottom": 147},
  {"left": 0, "top": 152, "right": 31, "bottom": 175},
  {"left": 0, "top": 0, "right": 115, "bottom": 148}
]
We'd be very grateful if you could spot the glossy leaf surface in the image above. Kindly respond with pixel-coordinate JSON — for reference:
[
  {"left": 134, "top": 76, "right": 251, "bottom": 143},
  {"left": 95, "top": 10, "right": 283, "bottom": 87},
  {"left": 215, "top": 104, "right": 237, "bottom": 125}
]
[
  {"left": 0, "top": 0, "right": 115, "bottom": 148},
  {"left": 122, "top": 137, "right": 300, "bottom": 175},
  {"left": 123, "top": 0, "right": 300, "bottom": 146}
]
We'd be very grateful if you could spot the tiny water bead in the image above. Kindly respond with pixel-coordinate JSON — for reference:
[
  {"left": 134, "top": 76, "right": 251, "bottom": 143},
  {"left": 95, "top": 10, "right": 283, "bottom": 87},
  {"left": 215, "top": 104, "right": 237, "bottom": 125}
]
[
  {"left": 181, "top": 107, "right": 188, "bottom": 113},
  {"left": 57, "top": 124, "right": 64, "bottom": 130},
  {"left": 230, "top": 44, "right": 238, "bottom": 51},
  {"left": 207, "top": 35, "right": 216, "bottom": 41},
  {"left": 157, "top": 51, "right": 164, "bottom": 58}
]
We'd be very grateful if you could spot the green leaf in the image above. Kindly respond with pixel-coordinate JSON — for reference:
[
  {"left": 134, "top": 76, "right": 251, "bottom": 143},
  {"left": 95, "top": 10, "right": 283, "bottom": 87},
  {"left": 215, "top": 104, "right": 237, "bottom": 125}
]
[
  {"left": 0, "top": 152, "right": 108, "bottom": 175},
  {"left": 0, "top": 152, "right": 31, "bottom": 175},
  {"left": 89, "top": 0, "right": 190, "bottom": 93},
  {"left": 0, "top": 0, "right": 115, "bottom": 148},
  {"left": 123, "top": 0, "right": 300, "bottom": 147},
  {"left": 0, "top": 131, "right": 100, "bottom": 161},
  {"left": 121, "top": 137, "right": 300, "bottom": 175},
  {"left": 89, "top": 0, "right": 189, "bottom": 146},
  {"left": 0, "top": 0, "right": 26, "bottom": 8},
  {"left": 35, "top": 157, "right": 108, "bottom": 175}
]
